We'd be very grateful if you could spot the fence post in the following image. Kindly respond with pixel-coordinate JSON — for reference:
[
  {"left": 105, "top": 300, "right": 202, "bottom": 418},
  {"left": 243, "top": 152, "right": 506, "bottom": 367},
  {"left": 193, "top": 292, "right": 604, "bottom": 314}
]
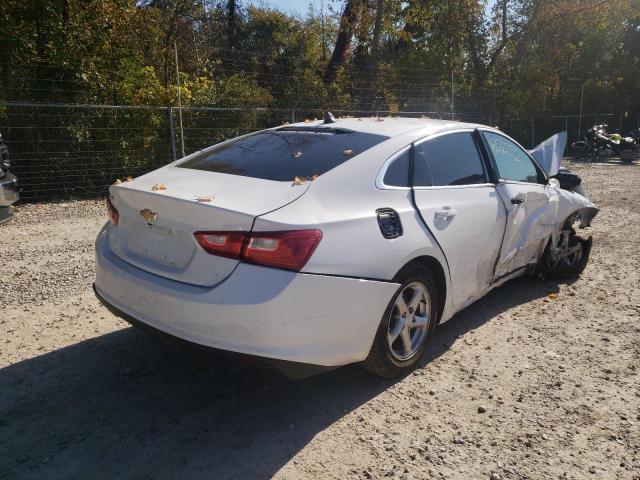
[
  {"left": 531, "top": 118, "right": 535, "bottom": 148},
  {"left": 168, "top": 106, "right": 177, "bottom": 162}
]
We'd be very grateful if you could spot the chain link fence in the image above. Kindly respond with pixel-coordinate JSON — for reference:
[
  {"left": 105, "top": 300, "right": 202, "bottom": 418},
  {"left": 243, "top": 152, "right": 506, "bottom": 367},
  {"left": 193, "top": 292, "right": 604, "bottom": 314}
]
[{"left": 1, "top": 101, "right": 638, "bottom": 201}]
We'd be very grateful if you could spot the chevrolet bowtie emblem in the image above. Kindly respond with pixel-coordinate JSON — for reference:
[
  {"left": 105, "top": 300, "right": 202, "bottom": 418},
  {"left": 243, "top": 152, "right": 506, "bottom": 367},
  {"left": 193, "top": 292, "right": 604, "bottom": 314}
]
[{"left": 140, "top": 208, "right": 158, "bottom": 225}]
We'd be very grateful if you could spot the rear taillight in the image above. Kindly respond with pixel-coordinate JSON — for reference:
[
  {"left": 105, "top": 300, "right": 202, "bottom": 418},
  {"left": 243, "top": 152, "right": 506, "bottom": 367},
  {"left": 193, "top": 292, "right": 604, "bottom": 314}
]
[
  {"left": 194, "top": 229, "right": 322, "bottom": 271},
  {"left": 243, "top": 230, "right": 323, "bottom": 271},
  {"left": 106, "top": 196, "right": 119, "bottom": 225},
  {"left": 194, "top": 232, "right": 247, "bottom": 259}
]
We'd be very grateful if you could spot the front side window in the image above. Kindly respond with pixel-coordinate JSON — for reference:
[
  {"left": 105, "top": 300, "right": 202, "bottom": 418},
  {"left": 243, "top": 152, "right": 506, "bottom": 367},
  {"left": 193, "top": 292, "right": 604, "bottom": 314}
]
[
  {"left": 179, "top": 127, "right": 388, "bottom": 181},
  {"left": 413, "top": 132, "right": 487, "bottom": 187},
  {"left": 483, "top": 132, "right": 541, "bottom": 184}
]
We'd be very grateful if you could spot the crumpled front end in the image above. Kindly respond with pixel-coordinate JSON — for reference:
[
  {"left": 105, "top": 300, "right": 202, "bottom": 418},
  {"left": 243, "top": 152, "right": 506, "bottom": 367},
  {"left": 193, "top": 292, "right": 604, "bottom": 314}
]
[{"left": 553, "top": 185, "right": 599, "bottom": 228}]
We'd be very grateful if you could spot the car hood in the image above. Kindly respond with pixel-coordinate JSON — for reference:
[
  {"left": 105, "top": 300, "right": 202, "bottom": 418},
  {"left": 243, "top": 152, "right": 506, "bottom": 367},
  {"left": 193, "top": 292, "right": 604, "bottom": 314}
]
[{"left": 528, "top": 131, "right": 567, "bottom": 177}]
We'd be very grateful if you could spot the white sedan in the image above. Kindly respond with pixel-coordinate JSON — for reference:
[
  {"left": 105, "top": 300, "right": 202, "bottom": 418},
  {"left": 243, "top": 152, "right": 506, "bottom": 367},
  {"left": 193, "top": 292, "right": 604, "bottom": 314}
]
[{"left": 94, "top": 116, "right": 598, "bottom": 377}]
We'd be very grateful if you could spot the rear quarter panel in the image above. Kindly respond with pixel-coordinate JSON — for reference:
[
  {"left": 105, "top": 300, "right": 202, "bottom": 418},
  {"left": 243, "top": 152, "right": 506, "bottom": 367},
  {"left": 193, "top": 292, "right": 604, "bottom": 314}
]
[{"left": 253, "top": 133, "right": 455, "bottom": 322}]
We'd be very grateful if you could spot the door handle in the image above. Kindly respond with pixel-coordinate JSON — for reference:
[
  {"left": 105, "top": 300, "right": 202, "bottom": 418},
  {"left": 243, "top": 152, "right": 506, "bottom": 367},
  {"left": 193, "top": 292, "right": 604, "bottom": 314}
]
[
  {"left": 434, "top": 207, "right": 457, "bottom": 220},
  {"left": 511, "top": 195, "right": 525, "bottom": 205}
]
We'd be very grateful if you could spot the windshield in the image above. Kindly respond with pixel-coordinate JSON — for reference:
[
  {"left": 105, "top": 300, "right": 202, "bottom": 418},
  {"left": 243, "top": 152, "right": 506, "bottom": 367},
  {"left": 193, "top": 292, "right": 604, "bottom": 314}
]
[{"left": 178, "top": 127, "right": 389, "bottom": 181}]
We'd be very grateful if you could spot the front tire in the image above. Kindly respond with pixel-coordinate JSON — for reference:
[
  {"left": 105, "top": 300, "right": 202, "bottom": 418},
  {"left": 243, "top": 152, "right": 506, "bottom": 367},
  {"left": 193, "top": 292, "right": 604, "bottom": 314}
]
[
  {"left": 538, "top": 226, "right": 593, "bottom": 279},
  {"left": 361, "top": 266, "right": 438, "bottom": 378}
]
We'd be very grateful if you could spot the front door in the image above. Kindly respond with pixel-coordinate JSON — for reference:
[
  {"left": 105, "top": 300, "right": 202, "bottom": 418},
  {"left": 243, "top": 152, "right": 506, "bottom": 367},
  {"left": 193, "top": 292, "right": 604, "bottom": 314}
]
[
  {"left": 412, "top": 131, "right": 507, "bottom": 309},
  {"left": 481, "top": 130, "right": 553, "bottom": 280}
]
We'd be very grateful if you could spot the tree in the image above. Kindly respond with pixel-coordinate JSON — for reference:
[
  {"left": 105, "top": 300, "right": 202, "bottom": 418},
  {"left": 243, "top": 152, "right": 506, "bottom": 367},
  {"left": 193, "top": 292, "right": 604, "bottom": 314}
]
[{"left": 323, "top": 0, "right": 366, "bottom": 85}]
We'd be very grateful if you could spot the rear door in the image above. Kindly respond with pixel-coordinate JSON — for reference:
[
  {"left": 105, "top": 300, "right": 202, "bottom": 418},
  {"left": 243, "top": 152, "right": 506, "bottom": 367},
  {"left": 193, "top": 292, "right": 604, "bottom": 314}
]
[
  {"left": 480, "top": 130, "right": 553, "bottom": 279},
  {"left": 412, "top": 131, "right": 507, "bottom": 309}
]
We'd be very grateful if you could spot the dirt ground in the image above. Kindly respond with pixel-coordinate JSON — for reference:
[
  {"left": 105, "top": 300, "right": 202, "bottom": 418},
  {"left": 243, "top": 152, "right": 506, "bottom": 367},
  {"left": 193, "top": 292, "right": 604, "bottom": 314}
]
[{"left": 0, "top": 160, "right": 639, "bottom": 480}]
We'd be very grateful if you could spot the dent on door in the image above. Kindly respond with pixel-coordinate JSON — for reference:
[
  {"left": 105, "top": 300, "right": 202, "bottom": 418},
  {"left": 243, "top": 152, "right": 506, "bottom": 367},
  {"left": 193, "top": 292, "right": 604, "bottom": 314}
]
[{"left": 493, "top": 183, "right": 556, "bottom": 279}]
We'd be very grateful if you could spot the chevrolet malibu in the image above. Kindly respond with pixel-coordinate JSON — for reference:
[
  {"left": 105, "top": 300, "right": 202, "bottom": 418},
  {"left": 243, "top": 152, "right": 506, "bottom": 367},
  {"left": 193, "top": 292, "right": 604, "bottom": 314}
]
[{"left": 94, "top": 116, "right": 598, "bottom": 377}]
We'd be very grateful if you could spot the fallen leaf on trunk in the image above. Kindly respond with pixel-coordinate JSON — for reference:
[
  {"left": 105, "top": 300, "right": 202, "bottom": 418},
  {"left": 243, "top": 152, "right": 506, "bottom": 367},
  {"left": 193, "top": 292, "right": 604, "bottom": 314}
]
[{"left": 293, "top": 176, "right": 307, "bottom": 186}]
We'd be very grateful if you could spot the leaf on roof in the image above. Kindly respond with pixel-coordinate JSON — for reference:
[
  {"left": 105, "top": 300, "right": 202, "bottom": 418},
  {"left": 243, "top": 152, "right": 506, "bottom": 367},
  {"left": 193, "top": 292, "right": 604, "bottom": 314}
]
[
  {"left": 311, "top": 174, "right": 319, "bottom": 181},
  {"left": 152, "top": 183, "right": 167, "bottom": 191},
  {"left": 195, "top": 195, "right": 213, "bottom": 202},
  {"left": 113, "top": 178, "right": 122, "bottom": 185},
  {"left": 293, "top": 176, "right": 307, "bottom": 186},
  {"left": 343, "top": 148, "right": 354, "bottom": 156},
  {"left": 124, "top": 176, "right": 133, "bottom": 182}
]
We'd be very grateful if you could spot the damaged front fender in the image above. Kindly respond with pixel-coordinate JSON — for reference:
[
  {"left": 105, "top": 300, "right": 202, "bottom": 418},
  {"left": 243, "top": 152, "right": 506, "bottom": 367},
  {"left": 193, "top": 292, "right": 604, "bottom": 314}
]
[{"left": 553, "top": 185, "right": 599, "bottom": 229}]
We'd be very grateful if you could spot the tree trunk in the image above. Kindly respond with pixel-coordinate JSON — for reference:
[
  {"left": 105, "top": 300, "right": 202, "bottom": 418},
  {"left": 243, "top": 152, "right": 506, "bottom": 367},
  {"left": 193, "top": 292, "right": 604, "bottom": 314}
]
[
  {"left": 227, "top": 0, "right": 237, "bottom": 48},
  {"left": 371, "top": 0, "right": 384, "bottom": 61},
  {"left": 366, "top": 0, "right": 385, "bottom": 110},
  {"left": 466, "top": 0, "right": 509, "bottom": 90},
  {"left": 323, "top": 0, "right": 362, "bottom": 85}
]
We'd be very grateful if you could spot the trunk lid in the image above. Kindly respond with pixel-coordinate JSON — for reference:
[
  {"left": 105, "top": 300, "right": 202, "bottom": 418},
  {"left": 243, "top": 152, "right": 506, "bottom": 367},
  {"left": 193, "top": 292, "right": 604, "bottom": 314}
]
[{"left": 107, "top": 165, "right": 309, "bottom": 286}]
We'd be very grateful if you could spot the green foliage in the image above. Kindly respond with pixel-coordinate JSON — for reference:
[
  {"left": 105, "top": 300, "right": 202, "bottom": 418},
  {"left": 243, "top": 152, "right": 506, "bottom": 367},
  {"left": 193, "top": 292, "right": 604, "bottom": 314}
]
[
  {"left": 1, "top": 0, "right": 637, "bottom": 115},
  {"left": 0, "top": 0, "right": 637, "bottom": 198}
]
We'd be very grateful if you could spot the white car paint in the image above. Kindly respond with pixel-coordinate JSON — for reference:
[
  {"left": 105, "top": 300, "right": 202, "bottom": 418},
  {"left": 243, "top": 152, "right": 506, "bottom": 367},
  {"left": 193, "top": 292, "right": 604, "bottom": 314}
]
[
  {"left": 94, "top": 117, "right": 598, "bottom": 367},
  {"left": 96, "top": 228, "right": 397, "bottom": 365},
  {"left": 493, "top": 180, "right": 553, "bottom": 279}
]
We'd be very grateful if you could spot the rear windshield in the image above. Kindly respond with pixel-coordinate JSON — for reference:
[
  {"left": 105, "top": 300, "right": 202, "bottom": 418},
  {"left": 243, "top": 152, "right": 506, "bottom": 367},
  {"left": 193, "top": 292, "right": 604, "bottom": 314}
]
[{"left": 178, "top": 127, "right": 388, "bottom": 181}]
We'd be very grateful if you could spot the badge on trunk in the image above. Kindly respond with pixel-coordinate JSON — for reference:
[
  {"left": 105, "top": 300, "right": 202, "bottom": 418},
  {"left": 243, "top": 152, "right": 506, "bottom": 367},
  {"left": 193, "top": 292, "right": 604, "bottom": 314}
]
[{"left": 140, "top": 208, "right": 158, "bottom": 225}]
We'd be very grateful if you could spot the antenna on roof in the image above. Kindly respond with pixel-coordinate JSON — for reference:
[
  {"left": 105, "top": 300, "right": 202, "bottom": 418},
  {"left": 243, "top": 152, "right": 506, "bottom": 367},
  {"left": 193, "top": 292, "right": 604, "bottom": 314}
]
[{"left": 323, "top": 112, "right": 336, "bottom": 124}]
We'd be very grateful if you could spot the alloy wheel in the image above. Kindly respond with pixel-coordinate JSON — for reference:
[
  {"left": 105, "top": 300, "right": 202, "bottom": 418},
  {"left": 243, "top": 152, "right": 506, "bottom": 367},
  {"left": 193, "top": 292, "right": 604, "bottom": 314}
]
[
  {"left": 387, "top": 281, "right": 431, "bottom": 361},
  {"left": 551, "top": 230, "right": 584, "bottom": 268}
]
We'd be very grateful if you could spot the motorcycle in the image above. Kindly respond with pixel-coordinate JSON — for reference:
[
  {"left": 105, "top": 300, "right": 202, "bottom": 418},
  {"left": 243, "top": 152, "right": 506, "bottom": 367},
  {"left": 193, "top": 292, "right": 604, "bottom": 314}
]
[
  {"left": 571, "top": 124, "right": 621, "bottom": 159},
  {"left": 610, "top": 129, "right": 639, "bottom": 162}
]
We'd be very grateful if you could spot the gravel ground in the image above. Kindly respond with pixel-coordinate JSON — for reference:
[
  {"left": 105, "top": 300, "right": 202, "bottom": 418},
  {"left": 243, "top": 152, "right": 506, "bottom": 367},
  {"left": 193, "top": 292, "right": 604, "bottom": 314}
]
[{"left": 0, "top": 161, "right": 639, "bottom": 480}]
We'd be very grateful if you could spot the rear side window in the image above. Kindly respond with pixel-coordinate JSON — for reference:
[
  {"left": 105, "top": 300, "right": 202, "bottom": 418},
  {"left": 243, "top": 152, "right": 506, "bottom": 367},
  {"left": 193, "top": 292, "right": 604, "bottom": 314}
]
[
  {"left": 179, "top": 127, "right": 388, "bottom": 181},
  {"left": 413, "top": 132, "right": 487, "bottom": 187},
  {"left": 383, "top": 150, "right": 410, "bottom": 187},
  {"left": 483, "top": 132, "right": 541, "bottom": 183}
]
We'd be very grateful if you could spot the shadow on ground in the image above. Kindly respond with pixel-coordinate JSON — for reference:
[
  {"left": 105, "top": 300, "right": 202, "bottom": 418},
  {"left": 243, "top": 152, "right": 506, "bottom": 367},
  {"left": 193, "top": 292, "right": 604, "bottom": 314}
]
[{"left": 0, "top": 276, "right": 563, "bottom": 480}]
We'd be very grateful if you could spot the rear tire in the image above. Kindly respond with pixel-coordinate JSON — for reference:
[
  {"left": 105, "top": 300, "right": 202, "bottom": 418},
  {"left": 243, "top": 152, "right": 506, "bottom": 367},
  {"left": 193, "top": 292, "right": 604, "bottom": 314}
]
[{"left": 361, "top": 266, "right": 438, "bottom": 378}]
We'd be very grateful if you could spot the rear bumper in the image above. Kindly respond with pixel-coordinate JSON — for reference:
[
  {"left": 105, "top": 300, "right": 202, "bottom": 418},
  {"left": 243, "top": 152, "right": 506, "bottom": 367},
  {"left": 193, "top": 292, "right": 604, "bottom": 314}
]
[
  {"left": 94, "top": 227, "right": 398, "bottom": 366},
  {"left": 0, "top": 173, "right": 18, "bottom": 208}
]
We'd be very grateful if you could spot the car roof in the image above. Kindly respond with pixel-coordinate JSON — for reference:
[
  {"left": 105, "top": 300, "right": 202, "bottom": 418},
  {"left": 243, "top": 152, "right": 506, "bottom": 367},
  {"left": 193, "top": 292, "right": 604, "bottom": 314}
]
[{"left": 282, "top": 116, "right": 483, "bottom": 138}]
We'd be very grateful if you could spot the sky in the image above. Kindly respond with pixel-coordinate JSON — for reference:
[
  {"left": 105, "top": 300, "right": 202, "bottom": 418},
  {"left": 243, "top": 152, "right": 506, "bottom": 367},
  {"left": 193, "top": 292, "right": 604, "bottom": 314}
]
[
  {"left": 247, "top": 0, "right": 324, "bottom": 16},
  {"left": 248, "top": 0, "right": 496, "bottom": 18}
]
